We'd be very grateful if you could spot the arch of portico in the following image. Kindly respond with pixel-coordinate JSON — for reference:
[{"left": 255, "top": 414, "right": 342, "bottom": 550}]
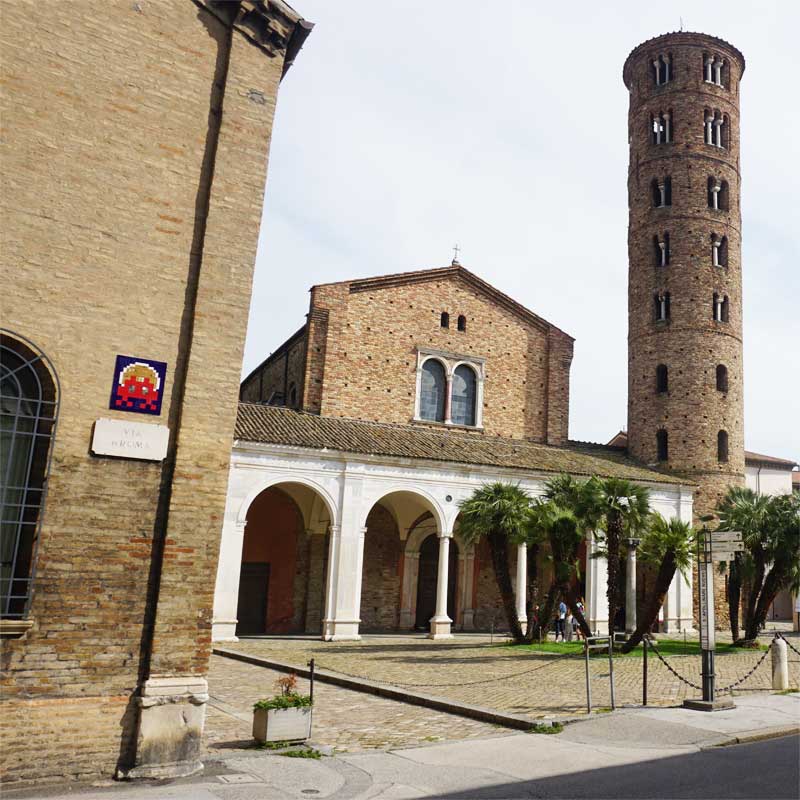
[
  {"left": 398, "top": 514, "right": 477, "bottom": 633},
  {"left": 212, "top": 444, "right": 695, "bottom": 642}
]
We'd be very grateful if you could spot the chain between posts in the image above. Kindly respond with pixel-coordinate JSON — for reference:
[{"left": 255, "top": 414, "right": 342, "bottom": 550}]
[
  {"left": 777, "top": 632, "right": 800, "bottom": 659},
  {"left": 716, "top": 645, "right": 771, "bottom": 693},
  {"left": 644, "top": 635, "right": 702, "bottom": 691}
]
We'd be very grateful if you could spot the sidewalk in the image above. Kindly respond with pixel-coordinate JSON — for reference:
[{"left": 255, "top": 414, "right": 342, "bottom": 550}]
[{"left": 9, "top": 694, "right": 798, "bottom": 800}]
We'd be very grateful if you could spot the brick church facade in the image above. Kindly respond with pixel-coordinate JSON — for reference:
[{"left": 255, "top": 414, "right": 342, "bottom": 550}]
[{"left": 213, "top": 266, "right": 695, "bottom": 642}]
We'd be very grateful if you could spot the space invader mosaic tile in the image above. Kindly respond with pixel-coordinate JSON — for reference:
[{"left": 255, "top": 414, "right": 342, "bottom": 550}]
[{"left": 109, "top": 355, "right": 167, "bottom": 416}]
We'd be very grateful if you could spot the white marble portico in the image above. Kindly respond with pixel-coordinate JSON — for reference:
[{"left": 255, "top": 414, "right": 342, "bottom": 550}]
[{"left": 212, "top": 438, "right": 695, "bottom": 642}]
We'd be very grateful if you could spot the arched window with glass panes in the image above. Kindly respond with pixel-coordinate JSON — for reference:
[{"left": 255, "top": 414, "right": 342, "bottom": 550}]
[
  {"left": 1, "top": 331, "right": 59, "bottom": 620},
  {"left": 419, "top": 359, "right": 447, "bottom": 422},
  {"left": 451, "top": 364, "right": 477, "bottom": 427}
]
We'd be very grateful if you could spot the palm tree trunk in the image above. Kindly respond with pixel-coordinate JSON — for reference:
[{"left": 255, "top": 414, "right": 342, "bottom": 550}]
[
  {"left": 742, "top": 549, "right": 766, "bottom": 639},
  {"left": 487, "top": 529, "right": 524, "bottom": 642},
  {"left": 621, "top": 552, "right": 676, "bottom": 653},
  {"left": 606, "top": 512, "right": 622, "bottom": 634},
  {"left": 727, "top": 554, "right": 741, "bottom": 643},
  {"left": 745, "top": 561, "right": 791, "bottom": 642},
  {"left": 531, "top": 583, "right": 558, "bottom": 642}
]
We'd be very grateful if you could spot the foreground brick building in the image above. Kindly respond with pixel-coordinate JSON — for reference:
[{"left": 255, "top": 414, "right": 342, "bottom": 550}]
[
  {"left": 213, "top": 266, "right": 694, "bottom": 642},
  {"left": 1, "top": 0, "right": 310, "bottom": 786}
]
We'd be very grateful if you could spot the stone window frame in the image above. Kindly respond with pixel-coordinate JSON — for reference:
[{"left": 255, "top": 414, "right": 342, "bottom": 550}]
[
  {"left": 702, "top": 52, "right": 729, "bottom": 88},
  {"left": 413, "top": 348, "right": 485, "bottom": 430},
  {"left": 650, "top": 109, "right": 673, "bottom": 145}
]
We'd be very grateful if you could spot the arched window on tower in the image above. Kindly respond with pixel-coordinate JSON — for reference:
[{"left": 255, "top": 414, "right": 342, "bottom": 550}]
[
  {"left": 457, "top": 315, "right": 466, "bottom": 332},
  {"left": 420, "top": 359, "right": 447, "bottom": 422},
  {"left": 1, "top": 331, "right": 59, "bottom": 620},
  {"left": 652, "top": 177, "right": 672, "bottom": 208},
  {"left": 656, "top": 364, "right": 669, "bottom": 393},
  {"left": 656, "top": 429, "right": 669, "bottom": 462},
  {"left": 451, "top": 364, "right": 477, "bottom": 427},
  {"left": 713, "top": 293, "right": 730, "bottom": 323},
  {"left": 654, "top": 292, "right": 670, "bottom": 322},
  {"left": 703, "top": 54, "right": 726, "bottom": 87},
  {"left": 651, "top": 111, "right": 672, "bottom": 144},
  {"left": 716, "top": 364, "right": 729, "bottom": 393},
  {"left": 711, "top": 234, "right": 729, "bottom": 268},
  {"left": 440, "top": 312, "right": 449, "bottom": 329},
  {"left": 705, "top": 111, "right": 728, "bottom": 148},
  {"left": 717, "top": 430, "right": 729, "bottom": 463},
  {"left": 652, "top": 54, "right": 672, "bottom": 86},
  {"left": 654, "top": 232, "right": 670, "bottom": 266},
  {"left": 708, "top": 177, "right": 730, "bottom": 211}
]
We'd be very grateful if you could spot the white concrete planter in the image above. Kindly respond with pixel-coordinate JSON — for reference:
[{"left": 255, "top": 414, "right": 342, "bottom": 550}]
[{"left": 253, "top": 706, "right": 312, "bottom": 743}]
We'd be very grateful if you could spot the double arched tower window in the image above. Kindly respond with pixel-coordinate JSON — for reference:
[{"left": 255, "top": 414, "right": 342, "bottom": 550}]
[
  {"left": 416, "top": 353, "right": 484, "bottom": 428},
  {"left": 1, "top": 331, "right": 59, "bottom": 620}
]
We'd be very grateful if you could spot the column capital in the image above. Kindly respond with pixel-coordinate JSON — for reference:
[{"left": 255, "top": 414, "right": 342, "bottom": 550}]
[
  {"left": 439, "top": 530, "right": 454, "bottom": 539},
  {"left": 626, "top": 538, "right": 641, "bottom": 549}
]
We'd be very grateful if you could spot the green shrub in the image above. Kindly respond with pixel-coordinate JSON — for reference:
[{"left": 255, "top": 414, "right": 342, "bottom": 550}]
[{"left": 253, "top": 693, "right": 312, "bottom": 711}]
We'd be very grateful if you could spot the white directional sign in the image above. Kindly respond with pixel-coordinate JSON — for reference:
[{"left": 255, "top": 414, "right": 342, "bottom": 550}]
[
  {"left": 710, "top": 551, "right": 740, "bottom": 562},
  {"left": 710, "top": 531, "right": 743, "bottom": 544}
]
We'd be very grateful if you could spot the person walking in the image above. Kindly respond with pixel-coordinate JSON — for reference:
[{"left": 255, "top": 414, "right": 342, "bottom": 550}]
[{"left": 556, "top": 600, "right": 567, "bottom": 642}]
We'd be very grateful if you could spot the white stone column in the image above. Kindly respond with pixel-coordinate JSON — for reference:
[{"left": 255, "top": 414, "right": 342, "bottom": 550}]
[
  {"left": 212, "top": 520, "right": 246, "bottom": 641},
  {"left": 663, "top": 111, "right": 671, "bottom": 143},
  {"left": 585, "top": 532, "right": 609, "bottom": 635},
  {"left": 444, "top": 372, "right": 453, "bottom": 425},
  {"left": 625, "top": 539, "right": 639, "bottom": 634},
  {"left": 399, "top": 551, "right": 420, "bottom": 629},
  {"left": 658, "top": 240, "right": 666, "bottom": 267},
  {"left": 705, "top": 56, "right": 713, "bottom": 83},
  {"left": 429, "top": 532, "right": 453, "bottom": 639},
  {"left": 658, "top": 181, "right": 666, "bottom": 207},
  {"left": 653, "top": 59, "right": 661, "bottom": 85},
  {"left": 461, "top": 547, "right": 476, "bottom": 630},
  {"left": 322, "top": 522, "right": 366, "bottom": 641},
  {"left": 714, "top": 58, "right": 724, "bottom": 86},
  {"left": 705, "top": 115, "right": 714, "bottom": 145},
  {"left": 516, "top": 543, "right": 527, "bottom": 625},
  {"left": 712, "top": 237, "right": 720, "bottom": 266},
  {"left": 711, "top": 180, "right": 721, "bottom": 209},
  {"left": 714, "top": 117, "right": 723, "bottom": 148}
]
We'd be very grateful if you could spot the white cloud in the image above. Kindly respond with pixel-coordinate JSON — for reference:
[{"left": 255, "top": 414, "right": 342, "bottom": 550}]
[{"left": 244, "top": 0, "right": 800, "bottom": 461}]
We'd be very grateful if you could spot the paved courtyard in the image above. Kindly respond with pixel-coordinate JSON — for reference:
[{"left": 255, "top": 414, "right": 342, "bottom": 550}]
[
  {"left": 215, "top": 632, "right": 800, "bottom": 723},
  {"left": 205, "top": 654, "right": 509, "bottom": 754}
]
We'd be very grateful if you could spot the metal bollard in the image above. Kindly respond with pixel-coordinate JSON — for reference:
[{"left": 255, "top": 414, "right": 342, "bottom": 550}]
[
  {"left": 771, "top": 637, "right": 789, "bottom": 691},
  {"left": 643, "top": 637, "right": 648, "bottom": 706}
]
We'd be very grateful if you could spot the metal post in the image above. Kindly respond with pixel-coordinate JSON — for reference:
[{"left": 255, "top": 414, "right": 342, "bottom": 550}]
[
  {"left": 642, "top": 637, "right": 648, "bottom": 706},
  {"left": 307, "top": 658, "right": 315, "bottom": 704},
  {"left": 585, "top": 639, "right": 592, "bottom": 714},
  {"left": 608, "top": 634, "right": 616, "bottom": 710}
]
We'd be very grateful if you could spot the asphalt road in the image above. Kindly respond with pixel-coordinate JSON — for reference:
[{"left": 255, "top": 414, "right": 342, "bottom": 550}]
[{"left": 436, "top": 734, "right": 800, "bottom": 799}]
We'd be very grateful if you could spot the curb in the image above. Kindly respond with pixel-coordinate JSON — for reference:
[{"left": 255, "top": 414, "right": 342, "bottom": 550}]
[
  {"left": 700, "top": 725, "right": 800, "bottom": 749},
  {"left": 213, "top": 647, "right": 539, "bottom": 732}
]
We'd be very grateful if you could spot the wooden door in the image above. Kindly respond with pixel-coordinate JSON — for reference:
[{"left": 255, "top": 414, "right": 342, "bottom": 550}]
[{"left": 236, "top": 562, "right": 270, "bottom": 636}]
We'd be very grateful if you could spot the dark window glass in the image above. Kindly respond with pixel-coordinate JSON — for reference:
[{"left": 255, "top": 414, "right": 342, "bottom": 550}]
[
  {"left": 1, "top": 333, "right": 58, "bottom": 618},
  {"left": 451, "top": 365, "right": 477, "bottom": 427},
  {"left": 717, "top": 430, "right": 729, "bottom": 463},
  {"left": 420, "top": 359, "right": 446, "bottom": 422},
  {"left": 440, "top": 312, "right": 449, "bottom": 329},
  {"left": 457, "top": 315, "right": 466, "bottom": 332},
  {"left": 656, "top": 364, "right": 668, "bottom": 393},
  {"left": 716, "top": 365, "right": 728, "bottom": 392},
  {"left": 656, "top": 429, "right": 669, "bottom": 462}
]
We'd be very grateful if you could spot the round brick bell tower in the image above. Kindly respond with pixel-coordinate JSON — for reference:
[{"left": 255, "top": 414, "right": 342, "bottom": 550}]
[{"left": 624, "top": 33, "right": 746, "bottom": 518}]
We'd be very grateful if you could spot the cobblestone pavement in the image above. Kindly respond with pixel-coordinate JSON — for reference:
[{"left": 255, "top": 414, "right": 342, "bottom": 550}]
[
  {"left": 205, "top": 654, "right": 510, "bottom": 755},
  {"left": 219, "top": 633, "right": 800, "bottom": 720}
]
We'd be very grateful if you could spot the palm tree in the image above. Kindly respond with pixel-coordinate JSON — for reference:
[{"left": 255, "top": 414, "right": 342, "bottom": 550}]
[
  {"left": 621, "top": 515, "right": 695, "bottom": 652},
  {"left": 716, "top": 487, "right": 771, "bottom": 643},
  {"left": 549, "top": 475, "right": 650, "bottom": 635},
  {"left": 743, "top": 492, "right": 799, "bottom": 642},
  {"left": 529, "top": 498, "right": 592, "bottom": 638},
  {"left": 458, "top": 482, "right": 533, "bottom": 643}
]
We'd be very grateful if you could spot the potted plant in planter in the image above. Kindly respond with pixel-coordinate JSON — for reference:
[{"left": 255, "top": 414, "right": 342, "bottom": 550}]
[{"left": 252, "top": 673, "right": 312, "bottom": 744}]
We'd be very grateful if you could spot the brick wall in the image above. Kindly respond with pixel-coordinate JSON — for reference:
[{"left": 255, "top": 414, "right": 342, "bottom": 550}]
[
  {"left": 0, "top": 0, "right": 300, "bottom": 785},
  {"left": 360, "top": 505, "right": 402, "bottom": 631},
  {"left": 241, "top": 327, "right": 307, "bottom": 405},
  {"left": 282, "top": 270, "right": 574, "bottom": 443}
]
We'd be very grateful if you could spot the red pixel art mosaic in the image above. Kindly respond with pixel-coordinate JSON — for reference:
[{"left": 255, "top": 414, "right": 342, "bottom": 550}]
[{"left": 109, "top": 355, "right": 167, "bottom": 416}]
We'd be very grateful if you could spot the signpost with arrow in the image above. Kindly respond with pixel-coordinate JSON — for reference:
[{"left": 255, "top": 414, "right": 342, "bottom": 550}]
[{"left": 684, "top": 517, "right": 744, "bottom": 711}]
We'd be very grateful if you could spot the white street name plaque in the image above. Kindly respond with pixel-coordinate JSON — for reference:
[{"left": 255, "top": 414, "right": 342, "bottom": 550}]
[{"left": 91, "top": 418, "right": 169, "bottom": 461}]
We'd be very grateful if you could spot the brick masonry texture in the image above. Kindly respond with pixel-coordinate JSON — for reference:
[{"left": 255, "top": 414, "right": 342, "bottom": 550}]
[
  {"left": 624, "top": 33, "right": 746, "bottom": 522},
  {"left": 0, "top": 0, "right": 298, "bottom": 786},
  {"left": 247, "top": 267, "right": 575, "bottom": 446}
]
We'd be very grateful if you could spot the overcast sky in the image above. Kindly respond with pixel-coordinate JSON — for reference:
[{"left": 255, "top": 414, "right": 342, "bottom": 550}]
[{"left": 242, "top": 1, "right": 799, "bottom": 462}]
